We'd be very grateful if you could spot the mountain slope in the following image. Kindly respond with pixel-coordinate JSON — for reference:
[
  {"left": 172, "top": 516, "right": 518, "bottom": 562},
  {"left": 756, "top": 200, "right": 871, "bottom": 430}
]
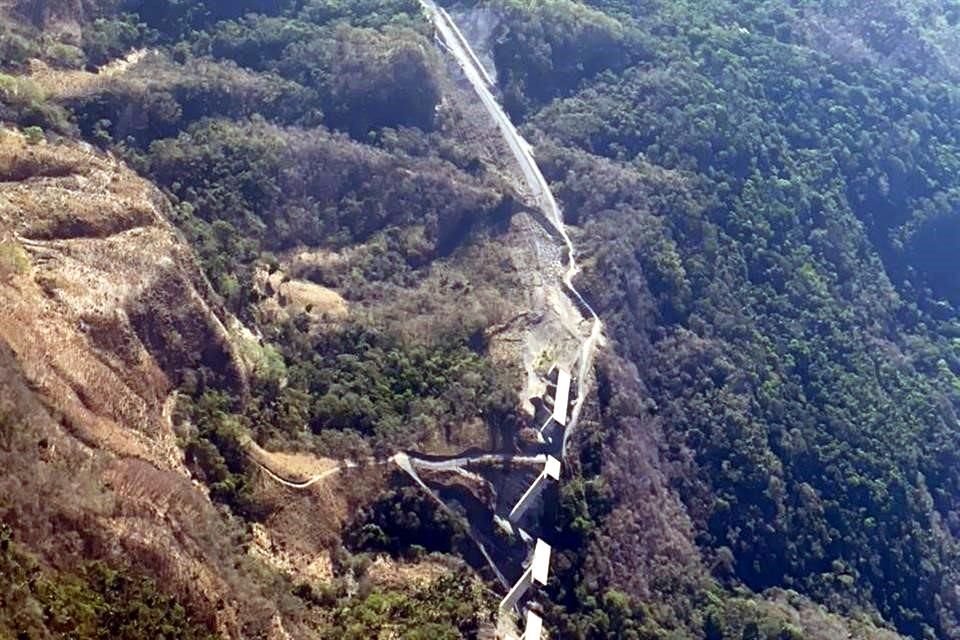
[
  {"left": 0, "top": 128, "right": 277, "bottom": 637},
  {"left": 1, "top": 1, "right": 960, "bottom": 639}
]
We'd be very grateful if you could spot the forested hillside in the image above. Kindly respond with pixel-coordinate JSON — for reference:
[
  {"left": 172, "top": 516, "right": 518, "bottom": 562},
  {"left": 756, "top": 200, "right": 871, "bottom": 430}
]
[
  {"left": 1, "top": 0, "right": 959, "bottom": 638},
  {"left": 506, "top": 1, "right": 960, "bottom": 638}
]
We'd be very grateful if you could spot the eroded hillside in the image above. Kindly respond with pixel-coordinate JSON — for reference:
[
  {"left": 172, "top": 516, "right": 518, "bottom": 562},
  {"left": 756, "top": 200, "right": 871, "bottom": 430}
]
[
  {"left": 0, "top": 129, "right": 244, "bottom": 466},
  {"left": 0, "top": 125, "right": 500, "bottom": 638},
  {"left": 0, "top": 2, "right": 551, "bottom": 638},
  {"left": 2, "top": 0, "right": 960, "bottom": 639},
  {"left": 0, "top": 128, "right": 273, "bottom": 637}
]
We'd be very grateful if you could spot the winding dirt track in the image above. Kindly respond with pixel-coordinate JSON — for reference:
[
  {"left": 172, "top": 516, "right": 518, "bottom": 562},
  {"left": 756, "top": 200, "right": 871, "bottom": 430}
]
[
  {"left": 251, "top": 451, "right": 545, "bottom": 489},
  {"left": 249, "top": 446, "right": 518, "bottom": 586},
  {"left": 252, "top": 458, "right": 360, "bottom": 490}
]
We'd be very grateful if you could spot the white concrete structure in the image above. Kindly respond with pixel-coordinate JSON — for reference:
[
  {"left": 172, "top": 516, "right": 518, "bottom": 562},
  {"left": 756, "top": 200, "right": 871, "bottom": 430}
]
[
  {"left": 501, "top": 570, "right": 534, "bottom": 614},
  {"left": 500, "top": 539, "right": 552, "bottom": 613},
  {"left": 417, "top": 4, "right": 604, "bottom": 637},
  {"left": 545, "top": 456, "right": 561, "bottom": 481},
  {"left": 522, "top": 611, "right": 543, "bottom": 640},
  {"left": 552, "top": 368, "right": 572, "bottom": 426},
  {"left": 508, "top": 456, "right": 562, "bottom": 523},
  {"left": 531, "top": 539, "right": 551, "bottom": 586}
]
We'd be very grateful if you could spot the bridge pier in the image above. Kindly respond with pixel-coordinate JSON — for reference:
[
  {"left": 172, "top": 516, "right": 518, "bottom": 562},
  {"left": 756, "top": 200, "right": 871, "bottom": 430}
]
[
  {"left": 552, "top": 368, "right": 572, "bottom": 426},
  {"left": 508, "top": 456, "right": 561, "bottom": 523},
  {"left": 500, "top": 539, "right": 551, "bottom": 613},
  {"left": 417, "top": 5, "right": 602, "bottom": 636},
  {"left": 521, "top": 611, "right": 543, "bottom": 640}
]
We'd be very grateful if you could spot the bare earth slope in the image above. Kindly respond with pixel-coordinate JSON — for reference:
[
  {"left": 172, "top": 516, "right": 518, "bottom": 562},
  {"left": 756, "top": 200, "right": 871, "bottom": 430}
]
[
  {"left": 0, "top": 129, "right": 296, "bottom": 638},
  {"left": 0, "top": 128, "right": 245, "bottom": 470}
]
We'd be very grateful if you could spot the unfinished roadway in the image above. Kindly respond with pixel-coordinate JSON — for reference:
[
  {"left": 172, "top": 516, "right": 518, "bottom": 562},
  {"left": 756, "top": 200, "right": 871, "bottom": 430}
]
[
  {"left": 418, "top": 6, "right": 606, "bottom": 637},
  {"left": 253, "top": 3, "right": 605, "bottom": 638}
]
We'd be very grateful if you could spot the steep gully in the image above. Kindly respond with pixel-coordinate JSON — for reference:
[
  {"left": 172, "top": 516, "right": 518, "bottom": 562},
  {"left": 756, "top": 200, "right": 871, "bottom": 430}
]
[{"left": 253, "top": 2, "right": 604, "bottom": 635}]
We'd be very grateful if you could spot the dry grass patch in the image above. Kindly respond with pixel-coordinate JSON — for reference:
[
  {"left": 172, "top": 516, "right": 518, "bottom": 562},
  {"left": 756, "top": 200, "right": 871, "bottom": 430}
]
[
  {"left": 245, "top": 438, "right": 341, "bottom": 484},
  {"left": 365, "top": 555, "right": 453, "bottom": 590},
  {"left": 277, "top": 279, "right": 348, "bottom": 320},
  {"left": 256, "top": 464, "right": 391, "bottom": 560},
  {"left": 26, "top": 50, "right": 150, "bottom": 99}
]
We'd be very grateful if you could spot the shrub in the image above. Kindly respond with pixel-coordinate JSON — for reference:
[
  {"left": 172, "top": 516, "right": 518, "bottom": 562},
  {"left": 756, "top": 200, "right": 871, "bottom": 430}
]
[
  {"left": 22, "top": 125, "right": 43, "bottom": 144},
  {"left": 0, "top": 526, "right": 217, "bottom": 639},
  {"left": 0, "top": 73, "right": 72, "bottom": 132},
  {"left": 0, "top": 241, "right": 29, "bottom": 280},
  {"left": 318, "top": 571, "right": 496, "bottom": 639},
  {"left": 83, "top": 14, "right": 153, "bottom": 67}
]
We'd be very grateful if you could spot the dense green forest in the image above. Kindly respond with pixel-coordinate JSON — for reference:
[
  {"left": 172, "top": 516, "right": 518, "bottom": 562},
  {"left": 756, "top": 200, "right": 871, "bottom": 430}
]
[
  {"left": 515, "top": 1, "right": 960, "bottom": 638},
  {"left": 3, "top": 0, "right": 960, "bottom": 638}
]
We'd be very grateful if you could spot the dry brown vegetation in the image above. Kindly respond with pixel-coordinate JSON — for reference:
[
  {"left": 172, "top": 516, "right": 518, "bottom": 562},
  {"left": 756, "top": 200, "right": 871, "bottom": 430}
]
[
  {"left": 256, "top": 464, "right": 392, "bottom": 555},
  {"left": 0, "top": 129, "right": 343, "bottom": 638},
  {"left": 365, "top": 555, "right": 455, "bottom": 590},
  {"left": 756, "top": 590, "right": 906, "bottom": 640},
  {"left": 6, "top": 0, "right": 87, "bottom": 35},
  {"left": 26, "top": 49, "right": 149, "bottom": 99},
  {"left": 246, "top": 438, "right": 341, "bottom": 484},
  {"left": 0, "top": 128, "right": 243, "bottom": 469}
]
